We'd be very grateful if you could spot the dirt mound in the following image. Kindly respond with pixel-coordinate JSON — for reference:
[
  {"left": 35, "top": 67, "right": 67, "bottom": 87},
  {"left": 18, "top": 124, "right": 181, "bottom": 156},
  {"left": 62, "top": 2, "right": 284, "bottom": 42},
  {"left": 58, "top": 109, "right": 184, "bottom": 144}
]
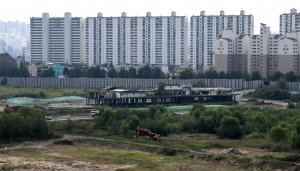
[
  {"left": 279, "top": 155, "right": 300, "bottom": 162},
  {"left": 158, "top": 147, "right": 177, "bottom": 156},
  {"left": 33, "top": 105, "right": 46, "bottom": 112},
  {"left": 219, "top": 148, "right": 242, "bottom": 155},
  {"left": 53, "top": 140, "right": 74, "bottom": 145}
]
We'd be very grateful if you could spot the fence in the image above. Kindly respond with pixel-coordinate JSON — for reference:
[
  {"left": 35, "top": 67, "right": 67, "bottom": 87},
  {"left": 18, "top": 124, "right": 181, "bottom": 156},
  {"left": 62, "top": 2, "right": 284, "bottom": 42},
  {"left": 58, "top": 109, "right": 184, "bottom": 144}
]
[{"left": 0, "top": 77, "right": 247, "bottom": 90}]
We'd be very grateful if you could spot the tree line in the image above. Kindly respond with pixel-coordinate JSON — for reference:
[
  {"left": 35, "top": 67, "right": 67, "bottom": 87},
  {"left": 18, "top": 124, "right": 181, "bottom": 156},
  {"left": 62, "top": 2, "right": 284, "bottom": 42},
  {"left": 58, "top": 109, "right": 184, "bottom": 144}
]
[
  {"left": 0, "top": 58, "right": 29, "bottom": 78},
  {"left": 3, "top": 103, "right": 300, "bottom": 151},
  {"left": 42, "top": 64, "right": 166, "bottom": 79},
  {"left": 0, "top": 55, "right": 299, "bottom": 82}
]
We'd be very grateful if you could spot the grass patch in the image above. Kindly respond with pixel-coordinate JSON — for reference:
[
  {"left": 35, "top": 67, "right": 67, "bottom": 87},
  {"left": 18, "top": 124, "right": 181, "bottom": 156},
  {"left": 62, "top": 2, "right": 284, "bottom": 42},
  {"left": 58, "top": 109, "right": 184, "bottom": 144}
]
[
  {"left": 107, "top": 134, "right": 274, "bottom": 151},
  {"left": 0, "top": 87, "right": 94, "bottom": 99},
  {"left": 51, "top": 144, "right": 165, "bottom": 170}
]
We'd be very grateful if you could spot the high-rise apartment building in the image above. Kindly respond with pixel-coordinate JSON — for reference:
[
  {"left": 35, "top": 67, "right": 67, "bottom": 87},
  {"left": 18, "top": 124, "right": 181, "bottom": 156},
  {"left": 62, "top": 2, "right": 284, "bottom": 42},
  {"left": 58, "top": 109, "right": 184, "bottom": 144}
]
[
  {"left": 190, "top": 10, "right": 254, "bottom": 70},
  {"left": 86, "top": 12, "right": 188, "bottom": 66},
  {"left": 250, "top": 23, "right": 300, "bottom": 78},
  {"left": 214, "top": 30, "right": 250, "bottom": 73},
  {"left": 30, "top": 12, "right": 86, "bottom": 64},
  {"left": 280, "top": 8, "right": 300, "bottom": 35}
]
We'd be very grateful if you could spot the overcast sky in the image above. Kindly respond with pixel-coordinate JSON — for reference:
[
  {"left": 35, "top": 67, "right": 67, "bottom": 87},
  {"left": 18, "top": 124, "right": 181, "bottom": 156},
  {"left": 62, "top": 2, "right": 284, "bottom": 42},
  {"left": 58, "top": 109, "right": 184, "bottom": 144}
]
[{"left": 1, "top": 0, "right": 299, "bottom": 34}]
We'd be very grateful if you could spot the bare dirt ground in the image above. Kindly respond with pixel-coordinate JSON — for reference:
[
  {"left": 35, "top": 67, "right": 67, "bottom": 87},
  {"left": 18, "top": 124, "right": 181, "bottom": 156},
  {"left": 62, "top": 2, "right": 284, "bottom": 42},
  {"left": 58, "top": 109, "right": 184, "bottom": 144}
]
[
  {"left": 1, "top": 134, "right": 300, "bottom": 171},
  {"left": 0, "top": 135, "right": 135, "bottom": 171}
]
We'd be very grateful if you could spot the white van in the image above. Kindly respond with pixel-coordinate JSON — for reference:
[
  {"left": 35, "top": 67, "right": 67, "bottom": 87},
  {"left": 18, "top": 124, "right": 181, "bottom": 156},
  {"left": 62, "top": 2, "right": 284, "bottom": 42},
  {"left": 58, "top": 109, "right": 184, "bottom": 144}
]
[{"left": 90, "top": 110, "right": 99, "bottom": 117}]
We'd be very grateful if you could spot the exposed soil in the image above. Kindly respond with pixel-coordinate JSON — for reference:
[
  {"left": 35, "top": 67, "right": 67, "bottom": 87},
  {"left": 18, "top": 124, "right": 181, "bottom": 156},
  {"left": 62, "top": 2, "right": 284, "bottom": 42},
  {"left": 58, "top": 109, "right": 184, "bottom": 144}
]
[{"left": 1, "top": 134, "right": 300, "bottom": 171}]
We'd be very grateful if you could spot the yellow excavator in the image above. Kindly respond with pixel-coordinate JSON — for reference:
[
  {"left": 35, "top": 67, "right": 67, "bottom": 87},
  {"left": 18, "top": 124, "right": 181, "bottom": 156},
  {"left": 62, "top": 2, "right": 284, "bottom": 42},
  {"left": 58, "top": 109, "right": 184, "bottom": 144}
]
[{"left": 136, "top": 126, "right": 160, "bottom": 141}]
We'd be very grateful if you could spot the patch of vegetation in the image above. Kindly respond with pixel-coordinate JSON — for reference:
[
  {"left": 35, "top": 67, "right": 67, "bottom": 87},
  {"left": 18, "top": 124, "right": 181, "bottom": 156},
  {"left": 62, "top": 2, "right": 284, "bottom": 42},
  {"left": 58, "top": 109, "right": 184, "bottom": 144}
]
[{"left": 0, "top": 87, "right": 94, "bottom": 99}]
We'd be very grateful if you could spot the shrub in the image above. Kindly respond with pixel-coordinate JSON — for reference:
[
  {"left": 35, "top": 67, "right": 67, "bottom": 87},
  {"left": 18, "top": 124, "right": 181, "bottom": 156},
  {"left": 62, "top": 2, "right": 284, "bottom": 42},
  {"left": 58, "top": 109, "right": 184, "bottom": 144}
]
[
  {"left": 79, "top": 121, "right": 95, "bottom": 133},
  {"left": 39, "top": 91, "right": 47, "bottom": 98},
  {"left": 120, "top": 121, "right": 130, "bottom": 137},
  {"left": 0, "top": 106, "right": 48, "bottom": 140},
  {"left": 217, "top": 115, "right": 242, "bottom": 139},
  {"left": 269, "top": 125, "right": 289, "bottom": 143},
  {"left": 291, "top": 119, "right": 300, "bottom": 149},
  {"left": 64, "top": 119, "right": 78, "bottom": 131},
  {"left": 13, "top": 84, "right": 21, "bottom": 88},
  {"left": 243, "top": 132, "right": 265, "bottom": 140}
]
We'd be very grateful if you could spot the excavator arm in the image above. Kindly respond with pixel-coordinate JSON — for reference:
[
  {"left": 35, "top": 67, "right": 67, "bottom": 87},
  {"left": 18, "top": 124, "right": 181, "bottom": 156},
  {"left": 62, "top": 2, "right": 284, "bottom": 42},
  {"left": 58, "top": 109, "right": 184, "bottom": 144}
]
[{"left": 136, "top": 126, "right": 160, "bottom": 141}]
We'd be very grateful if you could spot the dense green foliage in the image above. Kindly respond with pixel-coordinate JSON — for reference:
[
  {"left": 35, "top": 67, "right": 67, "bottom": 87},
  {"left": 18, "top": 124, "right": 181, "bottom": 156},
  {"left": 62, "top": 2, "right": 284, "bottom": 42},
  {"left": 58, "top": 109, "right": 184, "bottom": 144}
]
[
  {"left": 0, "top": 58, "right": 29, "bottom": 77},
  {"left": 0, "top": 106, "right": 48, "bottom": 141},
  {"left": 41, "top": 67, "right": 55, "bottom": 77},
  {"left": 245, "top": 85, "right": 290, "bottom": 100},
  {"left": 88, "top": 103, "right": 300, "bottom": 144}
]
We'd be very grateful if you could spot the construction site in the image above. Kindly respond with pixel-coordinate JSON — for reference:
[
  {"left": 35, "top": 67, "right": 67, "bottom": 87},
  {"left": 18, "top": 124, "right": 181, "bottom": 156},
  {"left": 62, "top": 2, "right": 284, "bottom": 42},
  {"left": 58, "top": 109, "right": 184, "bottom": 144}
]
[{"left": 86, "top": 85, "right": 235, "bottom": 107}]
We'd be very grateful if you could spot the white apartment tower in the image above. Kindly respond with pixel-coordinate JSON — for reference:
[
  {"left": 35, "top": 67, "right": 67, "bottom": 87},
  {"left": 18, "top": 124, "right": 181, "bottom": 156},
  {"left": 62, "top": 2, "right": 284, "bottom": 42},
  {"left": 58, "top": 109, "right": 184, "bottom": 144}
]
[
  {"left": 190, "top": 10, "right": 254, "bottom": 70},
  {"left": 280, "top": 8, "right": 300, "bottom": 35},
  {"left": 30, "top": 12, "right": 86, "bottom": 64},
  {"left": 86, "top": 12, "right": 188, "bottom": 66}
]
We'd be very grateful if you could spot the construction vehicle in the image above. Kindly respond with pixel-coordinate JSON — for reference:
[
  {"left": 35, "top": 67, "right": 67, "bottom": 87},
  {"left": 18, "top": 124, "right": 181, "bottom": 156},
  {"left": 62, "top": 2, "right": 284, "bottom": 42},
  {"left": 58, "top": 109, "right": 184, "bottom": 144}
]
[{"left": 136, "top": 126, "right": 160, "bottom": 141}]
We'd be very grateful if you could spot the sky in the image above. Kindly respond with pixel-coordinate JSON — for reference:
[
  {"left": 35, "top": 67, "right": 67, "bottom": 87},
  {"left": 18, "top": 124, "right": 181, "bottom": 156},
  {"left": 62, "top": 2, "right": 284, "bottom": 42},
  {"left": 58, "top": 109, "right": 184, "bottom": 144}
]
[{"left": 0, "top": 0, "right": 299, "bottom": 34}]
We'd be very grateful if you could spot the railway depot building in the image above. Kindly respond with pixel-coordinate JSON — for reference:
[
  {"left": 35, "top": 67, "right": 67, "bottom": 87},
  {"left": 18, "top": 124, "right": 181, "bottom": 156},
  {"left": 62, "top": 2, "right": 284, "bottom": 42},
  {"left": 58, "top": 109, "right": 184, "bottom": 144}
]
[{"left": 86, "top": 85, "right": 234, "bottom": 107}]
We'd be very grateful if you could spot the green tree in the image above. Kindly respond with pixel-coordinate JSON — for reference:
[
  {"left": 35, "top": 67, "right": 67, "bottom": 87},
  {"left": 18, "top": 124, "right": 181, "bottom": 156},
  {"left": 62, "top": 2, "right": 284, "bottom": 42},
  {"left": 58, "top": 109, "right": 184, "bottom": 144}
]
[
  {"left": 19, "top": 62, "right": 30, "bottom": 77},
  {"left": 218, "top": 71, "right": 225, "bottom": 79},
  {"left": 127, "top": 115, "right": 140, "bottom": 130},
  {"left": 192, "top": 80, "right": 206, "bottom": 87},
  {"left": 157, "top": 82, "right": 165, "bottom": 91},
  {"left": 0, "top": 58, "right": 20, "bottom": 77},
  {"left": 107, "top": 62, "right": 118, "bottom": 78},
  {"left": 81, "top": 70, "right": 89, "bottom": 77},
  {"left": 196, "top": 71, "right": 206, "bottom": 78},
  {"left": 278, "top": 78, "right": 289, "bottom": 90},
  {"left": 269, "top": 125, "right": 289, "bottom": 143},
  {"left": 271, "top": 71, "right": 283, "bottom": 81},
  {"left": 0, "top": 77, "right": 7, "bottom": 86},
  {"left": 286, "top": 71, "right": 297, "bottom": 82},
  {"left": 292, "top": 119, "right": 300, "bottom": 148},
  {"left": 242, "top": 71, "right": 251, "bottom": 81},
  {"left": 190, "top": 103, "right": 206, "bottom": 119},
  {"left": 251, "top": 71, "right": 261, "bottom": 80},
  {"left": 94, "top": 106, "right": 115, "bottom": 129},
  {"left": 88, "top": 66, "right": 106, "bottom": 78},
  {"left": 206, "top": 69, "right": 218, "bottom": 79},
  {"left": 120, "top": 120, "right": 130, "bottom": 137},
  {"left": 118, "top": 68, "right": 129, "bottom": 78},
  {"left": 179, "top": 69, "right": 195, "bottom": 79},
  {"left": 128, "top": 67, "right": 137, "bottom": 78},
  {"left": 69, "top": 67, "right": 81, "bottom": 78},
  {"left": 217, "top": 116, "right": 242, "bottom": 139},
  {"left": 138, "top": 65, "right": 151, "bottom": 78},
  {"left": 41, "top": 67, "right": 55, "bottom": 77},
  {"left": 63, "top": 67, "right": 70, "bottom": 76},
  {"left": 151, "top": 67, "right": 162, "bottom": 79}
]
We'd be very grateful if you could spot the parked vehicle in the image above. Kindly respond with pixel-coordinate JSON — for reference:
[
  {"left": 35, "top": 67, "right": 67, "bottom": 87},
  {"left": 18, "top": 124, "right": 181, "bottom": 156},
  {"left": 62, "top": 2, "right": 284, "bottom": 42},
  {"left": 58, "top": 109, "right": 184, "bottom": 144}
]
[
  {"left": 90, "top": 110, "right": 99, "bottom": 117},
  {"left": 45, "top": 116, "right": 52, "bottom": 120}
]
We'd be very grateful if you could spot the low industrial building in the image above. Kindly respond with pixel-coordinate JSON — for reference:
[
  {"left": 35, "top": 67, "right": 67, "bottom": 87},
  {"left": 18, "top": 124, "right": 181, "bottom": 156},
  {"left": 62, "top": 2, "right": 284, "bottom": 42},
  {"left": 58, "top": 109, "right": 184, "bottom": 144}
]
[{"left": 86, "top": 85, "right": 234, "bottom": 107}]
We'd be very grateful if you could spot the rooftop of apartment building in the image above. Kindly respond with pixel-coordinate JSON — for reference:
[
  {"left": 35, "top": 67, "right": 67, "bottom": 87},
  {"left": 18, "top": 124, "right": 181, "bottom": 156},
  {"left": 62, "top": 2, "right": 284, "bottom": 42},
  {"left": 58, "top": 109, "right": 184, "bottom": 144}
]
[
  {"left": 87, "top": 12, "right": 186, "bottom": 18},
  {"left": 281, "top": 8, "right": 300, "bottom": 15},
  {"left": 191, "top": 10, "right": 252, "bottom": 17}
]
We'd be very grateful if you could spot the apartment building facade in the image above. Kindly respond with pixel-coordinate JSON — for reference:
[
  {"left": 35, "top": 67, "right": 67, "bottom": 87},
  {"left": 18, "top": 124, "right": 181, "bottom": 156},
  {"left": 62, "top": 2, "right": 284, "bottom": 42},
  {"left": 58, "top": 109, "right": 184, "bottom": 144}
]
[
  {"left": 190, "top": 10, "right": 254, "bottom": 71},
  {"left": 86, "top": 12, "right": 188, "bottom": 67},
  {"left": 30, "top": 12, "right": 86, "bottom": 64},
  {"left": 214, "top": 30, "right": 250, "bottom": 73},
  {"left": 280, "top": 8, "right": 300, "bottom": 35},
  {"left": 250, "top": 24, "right": 300, "bottom": 78}
]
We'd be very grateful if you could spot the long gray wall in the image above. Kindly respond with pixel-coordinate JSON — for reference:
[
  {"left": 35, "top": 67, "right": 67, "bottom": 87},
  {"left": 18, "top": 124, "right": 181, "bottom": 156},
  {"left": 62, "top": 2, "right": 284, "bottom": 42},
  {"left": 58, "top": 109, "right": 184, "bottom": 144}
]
[
  {"left": 0, "top": 77, "right": 245, "bottom": 90},
  {"left": 2, "top": 77, "right": 300, "bottom": 91}
]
